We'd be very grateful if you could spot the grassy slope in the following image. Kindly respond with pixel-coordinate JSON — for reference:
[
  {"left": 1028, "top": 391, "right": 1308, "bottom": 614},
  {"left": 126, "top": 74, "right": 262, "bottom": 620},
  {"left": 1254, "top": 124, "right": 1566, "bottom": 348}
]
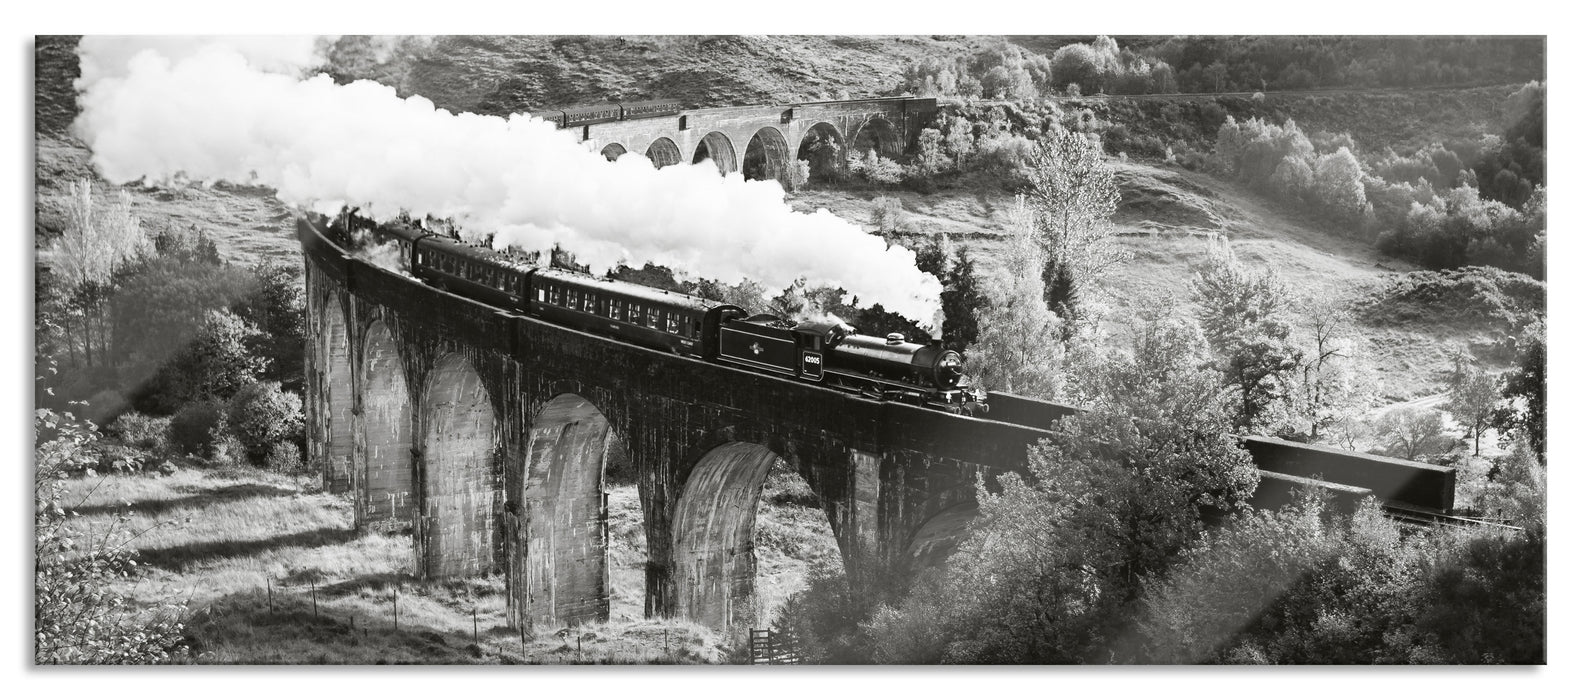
[
  {"left": 59, "top": 466, "right": 836, "bottom": 664},
  {"left": 64, "top": 467, "right": 732, "bottom": 664},
  {"left": 390, "top": 35, "right": 999, "bottom": 116}
]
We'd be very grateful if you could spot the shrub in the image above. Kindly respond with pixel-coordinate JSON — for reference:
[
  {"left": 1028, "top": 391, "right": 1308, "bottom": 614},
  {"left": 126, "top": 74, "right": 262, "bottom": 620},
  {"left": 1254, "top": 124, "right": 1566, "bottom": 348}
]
[
  {"left": 94, "top": 443, "right": 149, "bottom": 474},
  {"left": 108, "top": 411, "right": 171, "bottom": 453},
  {"left": 35, "top": 409, "right": 187, "bottom": 664},
  {"left": 167, "top": 399, "right": 227, "bottom": 458},
  {"left": 265, "top": 441, "right": 305, "bottom": 473},
  {"left": 868, "top": 196, "right": 911, "bottom": 235},
  {"left": 226, "top": 381, "right": 305, "bottom": 462}
]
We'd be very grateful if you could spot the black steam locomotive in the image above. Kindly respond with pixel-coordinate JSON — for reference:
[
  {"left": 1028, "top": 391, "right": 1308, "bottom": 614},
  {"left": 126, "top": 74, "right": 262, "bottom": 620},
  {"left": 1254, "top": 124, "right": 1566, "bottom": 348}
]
[{"left": 369, "top": 222, "right": 978, "bottom": 411}]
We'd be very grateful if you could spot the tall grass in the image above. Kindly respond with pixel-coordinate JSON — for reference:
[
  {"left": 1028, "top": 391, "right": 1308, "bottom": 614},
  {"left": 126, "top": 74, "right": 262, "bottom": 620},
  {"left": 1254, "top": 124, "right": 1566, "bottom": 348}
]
[{"left": 58, "top": 467, "right": 732, "bottom": 664}]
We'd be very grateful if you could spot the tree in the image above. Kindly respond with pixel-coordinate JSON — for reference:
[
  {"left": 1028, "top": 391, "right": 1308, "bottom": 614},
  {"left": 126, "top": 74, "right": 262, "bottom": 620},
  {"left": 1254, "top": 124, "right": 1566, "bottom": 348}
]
[
  {"left": 910, "top": 128, "right": 951, "bottom": 178},
  {"left": 231, "top": 263, "right": 306, "bottom": 391},
  {"left": 1497, "top": 323, "right": 1545, "bottom": 458},
  {"left": 1375, "top": 406, "right": 1445, "bottom": 461},
  {"left": 1192, "top": 243, "right": 1301, "bottom": 432},
  {"left": 875, "top": 314, "right": 1256, "bottom": 663},
  {"left": 35, "top": 409, "right": 186, "bottom": 663},
  {"left": 1024, "top": 129, "right": 1128, "bottom": 321},
  {"left": 939, "top": 247, "right": 988, "bottom": 347},
  {"left": 940, "top": 116, "right": 975, "bottom": 169},
  {"left": 968, "top": 198, "right": 1066, "bottom": 399},
  {"left": 136, "top": 309, "right": 269, "bottom": 414},
  {"left": 1483, "top": 433, "right": 1545, "bottom": 529},
  {"left": 1446, "top": 352, "right": 1502, "bottom": 455},
  {"left": 1290, "top": 294, "right": 1364, "bottom": 441},
  {"left": 1313, "top": 147, "right": 1369, "bottom": 222},
  {"left": 48, "top": 179, "right": 152, "bottom": 371}
]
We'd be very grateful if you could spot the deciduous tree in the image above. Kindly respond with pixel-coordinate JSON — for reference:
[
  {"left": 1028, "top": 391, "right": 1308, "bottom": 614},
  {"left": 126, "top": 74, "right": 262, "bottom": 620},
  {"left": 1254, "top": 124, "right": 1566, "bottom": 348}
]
[
  {"left": 1192, "top": 243, "right": 1300, "bottom": 432},
  {"left": 1024, "top": 129, "right": 1127, "bottom": 321},
  {"left": 1447, "top": 352, "right": 1502, "bottom": 455}
]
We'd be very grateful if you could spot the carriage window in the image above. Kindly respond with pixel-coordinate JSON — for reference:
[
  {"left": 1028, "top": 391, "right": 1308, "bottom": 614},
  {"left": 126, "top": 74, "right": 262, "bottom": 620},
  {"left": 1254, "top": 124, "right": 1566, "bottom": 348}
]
[
  {"left": 646, "top": 308, "right": 659, "bottom": 329},
  {"left": 666, "top": 312, "right": 679, "bottom": 334},
  {"left": 693, "top": 320, "right": 702, "bottom": 337},
  {"left": 585, "top": 293, "right": 598, "bottom": 313},
  {"left": 550, "top": 285, "right": 563, "bottom": 306}
]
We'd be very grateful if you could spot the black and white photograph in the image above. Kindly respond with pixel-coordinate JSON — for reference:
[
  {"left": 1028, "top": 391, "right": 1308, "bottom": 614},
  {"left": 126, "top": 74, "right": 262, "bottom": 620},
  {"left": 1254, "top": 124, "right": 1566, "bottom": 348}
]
[{"left": 17, "top": 6, "right": 1561, "bottom": 680}]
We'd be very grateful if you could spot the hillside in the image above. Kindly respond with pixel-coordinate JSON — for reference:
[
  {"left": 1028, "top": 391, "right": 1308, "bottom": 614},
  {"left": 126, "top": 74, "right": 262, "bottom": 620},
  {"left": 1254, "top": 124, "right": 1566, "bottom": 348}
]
[
  {"left": 335, "top": 35, "right": 999, "bottom": 116},
  {"left": 790, "top": 158, "right": 1513, "bottom": 402}
]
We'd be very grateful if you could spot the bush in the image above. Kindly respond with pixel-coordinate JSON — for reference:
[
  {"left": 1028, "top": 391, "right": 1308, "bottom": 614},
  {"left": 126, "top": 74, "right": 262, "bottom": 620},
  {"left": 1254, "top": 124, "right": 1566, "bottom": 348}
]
[
  {"left": 108, "top": 411, "right": 171, "bottom": 453},
  {"left": 94, "top": 443, "right": 149, "bottom": 474},
  {"left": 167, "top": 399, "right": 227, "bottom": 458},
  {"left": 35, "top": 409, "right": 187, "bottom": 664},
  {"left": 226, "top": 381, "right": 305, "bottom": 462},
  {"left": 265, "top": 441, "right": 305, "bottom": 473}
]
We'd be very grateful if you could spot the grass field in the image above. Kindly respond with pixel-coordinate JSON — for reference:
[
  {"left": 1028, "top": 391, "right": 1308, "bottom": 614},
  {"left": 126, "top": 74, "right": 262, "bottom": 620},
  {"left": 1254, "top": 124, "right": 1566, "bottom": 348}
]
[
  {"left": 58, "top": 461, "right": 837, "bottom": 664},
  {"left": 59, "top": 466, "right": 758, "bottom": 664}
]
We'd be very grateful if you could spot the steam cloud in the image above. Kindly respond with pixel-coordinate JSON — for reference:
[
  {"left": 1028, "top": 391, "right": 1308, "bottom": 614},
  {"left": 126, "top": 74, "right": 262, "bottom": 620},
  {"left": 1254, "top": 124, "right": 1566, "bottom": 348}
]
[{"left": 72, "top": 36, "right": 944, "bottom": 327}]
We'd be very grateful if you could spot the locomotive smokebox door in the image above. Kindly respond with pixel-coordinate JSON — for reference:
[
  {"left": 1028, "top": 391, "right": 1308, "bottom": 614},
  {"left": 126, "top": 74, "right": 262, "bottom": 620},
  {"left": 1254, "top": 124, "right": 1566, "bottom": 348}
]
[{"left": 800, "top": 351, "right": 824, "bottom": 381}]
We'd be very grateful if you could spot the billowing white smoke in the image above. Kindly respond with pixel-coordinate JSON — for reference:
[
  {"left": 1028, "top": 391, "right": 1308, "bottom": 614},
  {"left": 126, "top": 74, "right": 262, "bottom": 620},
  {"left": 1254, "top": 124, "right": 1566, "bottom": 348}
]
[{"left": 73, "top": 36, "right": 944, "bottom": 327}]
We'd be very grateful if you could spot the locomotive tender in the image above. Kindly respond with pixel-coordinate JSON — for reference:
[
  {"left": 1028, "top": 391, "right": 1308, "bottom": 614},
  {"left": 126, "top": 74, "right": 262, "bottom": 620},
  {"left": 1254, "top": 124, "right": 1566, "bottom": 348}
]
[{"left": 368, "top": 221, "right": 978, "bottom": 411}]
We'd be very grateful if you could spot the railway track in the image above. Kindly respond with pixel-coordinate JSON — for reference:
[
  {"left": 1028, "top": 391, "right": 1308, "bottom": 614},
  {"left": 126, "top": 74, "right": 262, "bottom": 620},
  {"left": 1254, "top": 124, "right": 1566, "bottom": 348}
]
[{"left": 1383, "top": 503, "right": 1524, "bottom": 532}]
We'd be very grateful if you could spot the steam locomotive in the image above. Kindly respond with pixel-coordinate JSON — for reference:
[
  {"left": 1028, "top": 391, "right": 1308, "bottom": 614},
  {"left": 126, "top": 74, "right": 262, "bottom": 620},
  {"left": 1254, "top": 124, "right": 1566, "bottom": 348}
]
[{"left": 366, "top": 222, "right": 978, "bottom": 411}]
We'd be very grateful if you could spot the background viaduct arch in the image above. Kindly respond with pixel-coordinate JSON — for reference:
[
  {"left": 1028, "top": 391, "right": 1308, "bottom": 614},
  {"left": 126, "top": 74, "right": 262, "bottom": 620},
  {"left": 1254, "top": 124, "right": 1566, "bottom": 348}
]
[
  {"left": 742, "top": 126, "right": 793, "bottom": 190},
  {"left": 692, "top": 131, "right": 738, "bottom": 176},
  {"left": 850, "top": 116, "right": 902, "bottom": 159},
  {"left": 420, "top": 353, "right": 498, "bottom": 579},
  {"left": 599, "top": 142, "right": 628, "bottom": 162},
  {"left": 644, "top": 137, "right": 682, "bottom": 168},
  {"left": 796, "top": 121, "right": 846, "bottom": 184}
]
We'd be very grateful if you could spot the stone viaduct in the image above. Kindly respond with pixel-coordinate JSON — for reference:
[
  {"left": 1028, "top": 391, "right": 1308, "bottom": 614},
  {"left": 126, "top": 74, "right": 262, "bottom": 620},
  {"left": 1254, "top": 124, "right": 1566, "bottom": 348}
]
[
  {"left": 553, "top": 97, "right": 939, "bottom": 189},
  {"left": 302, "top": 216, "right": 1456, "bottom": 635},
  {"left": 301, "top": 215, "right": 1059, "bottom": 633},
  {"left": 298, "top": 99, "right": 1458, "bottom": 636}
]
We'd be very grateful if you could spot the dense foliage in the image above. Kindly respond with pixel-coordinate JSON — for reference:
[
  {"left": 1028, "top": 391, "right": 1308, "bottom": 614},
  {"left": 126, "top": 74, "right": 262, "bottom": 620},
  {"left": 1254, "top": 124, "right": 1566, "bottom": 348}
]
[
  {"left": 786, "top": 316, "right": 1259, "bottom": 663},
  {"left": 903, "top": 37, "right": 1541, "bottom": 99},
  {"left": 35, "top": 408, "right": 187, "bottom": 664},
  {"left": 1136, "top": 494, "right": 1544, "bottom": 664},
  {"left": 38, "top": 184, "right": 309, "bottom": 472}
]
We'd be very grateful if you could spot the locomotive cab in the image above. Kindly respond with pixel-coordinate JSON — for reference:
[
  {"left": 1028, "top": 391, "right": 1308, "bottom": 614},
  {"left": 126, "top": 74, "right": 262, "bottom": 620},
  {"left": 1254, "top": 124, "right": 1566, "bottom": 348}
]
[{"left": 717, "top": 315, "right": 844, "bottom": 382}]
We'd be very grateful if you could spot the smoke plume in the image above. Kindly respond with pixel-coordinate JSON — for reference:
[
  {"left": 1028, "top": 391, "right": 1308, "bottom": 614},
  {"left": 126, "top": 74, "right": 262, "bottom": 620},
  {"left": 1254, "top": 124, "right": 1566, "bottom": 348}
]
[{"left": 72, "top": 36, "right": 944, "bottom": 326}]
